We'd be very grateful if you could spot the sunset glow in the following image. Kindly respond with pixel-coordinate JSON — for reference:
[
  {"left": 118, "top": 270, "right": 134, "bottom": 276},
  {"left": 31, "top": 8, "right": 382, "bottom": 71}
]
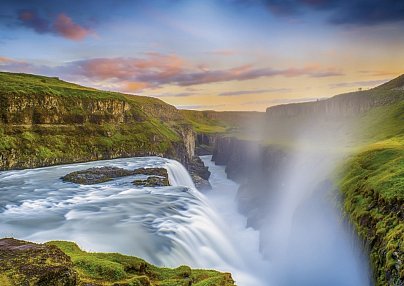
[{"left": 1, "top": 0, "right": 403, "bottom": 110}]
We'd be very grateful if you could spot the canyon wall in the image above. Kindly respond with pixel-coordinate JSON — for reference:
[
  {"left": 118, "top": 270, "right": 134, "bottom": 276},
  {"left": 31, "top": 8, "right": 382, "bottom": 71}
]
[
  {"left": 211, "top": 83, "right": 404, "bottom": 284},
  {"left": 0, "top": 72, "right": 217, "bottom": 190}
]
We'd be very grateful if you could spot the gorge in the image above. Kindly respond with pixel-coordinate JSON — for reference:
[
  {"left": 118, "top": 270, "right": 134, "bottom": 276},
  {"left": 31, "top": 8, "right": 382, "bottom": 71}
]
[{"left": 0, "top": 72, "right": 403, "bottom": 285}]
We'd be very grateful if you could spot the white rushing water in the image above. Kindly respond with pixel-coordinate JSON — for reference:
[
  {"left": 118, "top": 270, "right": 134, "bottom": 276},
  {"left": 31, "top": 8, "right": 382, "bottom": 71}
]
[{"left": 0, "top": 155, "right": 268, "bottom": 285}]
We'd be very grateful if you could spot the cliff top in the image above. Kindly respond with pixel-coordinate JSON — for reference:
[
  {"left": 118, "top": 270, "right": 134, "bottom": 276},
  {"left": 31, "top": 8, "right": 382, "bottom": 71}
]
[
  {"left": 266, "top": 74, "right": 404, "bottom": 114},
  {"left": 374, "top": 73, "right": 404, "bottom": 91},
  {"left": 0, "top": 71, "right": 177, "bottom": 110}
]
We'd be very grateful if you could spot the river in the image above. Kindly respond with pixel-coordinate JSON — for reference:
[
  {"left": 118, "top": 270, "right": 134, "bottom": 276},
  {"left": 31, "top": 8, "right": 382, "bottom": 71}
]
[{"left": 0, "top": 155, "right": 268, "bottom": 285}]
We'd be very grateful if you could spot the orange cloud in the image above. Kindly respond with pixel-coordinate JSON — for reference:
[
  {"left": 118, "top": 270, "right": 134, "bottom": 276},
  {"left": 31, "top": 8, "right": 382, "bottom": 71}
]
[
  {"left": 0, "top": 57, "right": 15, "bottom": 63},
  {"left": 124, "top": 81, "right": 151, "bottom": 92},
  {"left": 53, "top": 14, "right": 91, "bottom": 41}
]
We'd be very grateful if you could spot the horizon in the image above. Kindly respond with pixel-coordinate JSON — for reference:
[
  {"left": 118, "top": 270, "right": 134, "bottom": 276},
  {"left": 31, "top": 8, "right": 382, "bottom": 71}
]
[{"left": 0, "top": 0, "right": 403, "bottom": 111}]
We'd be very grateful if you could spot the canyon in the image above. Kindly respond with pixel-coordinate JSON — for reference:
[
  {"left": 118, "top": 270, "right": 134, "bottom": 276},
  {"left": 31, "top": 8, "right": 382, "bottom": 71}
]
[{"left": 0, "top": 72, "right": 403, "bottom": 285}]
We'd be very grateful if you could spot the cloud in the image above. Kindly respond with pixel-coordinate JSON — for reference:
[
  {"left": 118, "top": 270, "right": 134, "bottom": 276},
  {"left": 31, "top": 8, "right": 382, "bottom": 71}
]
[
  {"left": 0, "top": 56, "right": 19, "bottom": 63},
  {"left": 218, "top": 88, "right": 292, "bottom": 96},
  {"left": 17, "top": 10, "right": 91, "bottom": 41},
  {"left": 358, "top": 70, "right": 399, "bottom": 77},
  {"left": 124, "top": 81, "right": 151, "bottom": 92},
  {"left": 0, "top": 54, "right": 344, "bottom": 92},
  {"left": 207, "top": 50, "right": 236, "bottom": 56},
  {"left": 238, "top": 0, "right": 404, "bottom": 26},
  {"left": 58, "top": 55, "right": 343, "bottom": 89},
  {"left": 150, "top": 92, "right": 195, "bottom": 98},
  {"left": 176, "top": 104, "right": 227, "bottom": 110},
  {"left": 329, "top": 79, "right": 389, "bottom": 89},
  {"left": 0, "top": 56, "right": 35, "bottom": 72},
  {"left": 18, "top": 9, "right": 51, "bottom": 33},
  {"left": 53, "top": 14, "right": 91, "bottom": 40},
  {"left": 245, "top": 97, "right": 322, "bottom": 105}
]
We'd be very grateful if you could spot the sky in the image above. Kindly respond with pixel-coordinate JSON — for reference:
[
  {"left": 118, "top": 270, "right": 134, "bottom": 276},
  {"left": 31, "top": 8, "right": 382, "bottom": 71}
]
[{"left": 0, "top": 0, "right": 403, "bottom": 111}]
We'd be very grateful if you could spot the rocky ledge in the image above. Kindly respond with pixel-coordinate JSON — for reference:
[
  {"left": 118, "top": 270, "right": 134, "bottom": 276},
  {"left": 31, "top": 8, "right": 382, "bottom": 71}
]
[
  {"left": 61, "top": 167, "right": 135, "bottom": 184},
  {"left": 0, "top": 238, "right": 235, "bottom": 286},
  {"left": 62, "top": 166, "right": 170, "bottom": 187},
  {"left": 189, "top": 156, "right": 212, "bottom": 191},
  {"left": 132, "top": 168, "right": 170, "bottom": 187}
]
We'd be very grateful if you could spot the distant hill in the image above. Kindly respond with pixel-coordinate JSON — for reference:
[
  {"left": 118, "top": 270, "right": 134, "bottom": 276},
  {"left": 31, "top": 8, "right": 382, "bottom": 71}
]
[{"left": 374, "top": 73, "right": 404, "bottom": 91}]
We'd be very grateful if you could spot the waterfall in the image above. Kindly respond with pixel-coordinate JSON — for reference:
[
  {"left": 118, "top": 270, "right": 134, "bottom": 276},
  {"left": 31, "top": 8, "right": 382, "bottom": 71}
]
[
  {"left": 0, "top": 156, "right": 266, "bottom": 286},
  {"left": 162, "top": 158, "right": 267, "bottom": 285},
  {"left": 165, "top": 159, "right": 196, "bottom": 189}
]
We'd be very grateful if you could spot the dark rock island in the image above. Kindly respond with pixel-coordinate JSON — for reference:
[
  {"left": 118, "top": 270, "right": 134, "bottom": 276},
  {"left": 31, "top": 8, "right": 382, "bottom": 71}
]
[{"left": 62, "top": 166, "right": 170, "bottom": 187}]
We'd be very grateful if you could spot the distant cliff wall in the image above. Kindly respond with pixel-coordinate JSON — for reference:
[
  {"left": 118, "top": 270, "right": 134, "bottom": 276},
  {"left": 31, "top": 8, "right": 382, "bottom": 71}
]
[{"left": 266, "top": 90, "right": 402, "bottom": 118}]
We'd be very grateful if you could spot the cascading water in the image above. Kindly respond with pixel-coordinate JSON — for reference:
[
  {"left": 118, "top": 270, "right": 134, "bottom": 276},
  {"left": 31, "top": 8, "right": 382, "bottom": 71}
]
[
  {"left": 165, "top": 160, "right": 196, "bottom": 188},
  {"left": 0, "top": 156, "right": 268, "bottom": 285}
]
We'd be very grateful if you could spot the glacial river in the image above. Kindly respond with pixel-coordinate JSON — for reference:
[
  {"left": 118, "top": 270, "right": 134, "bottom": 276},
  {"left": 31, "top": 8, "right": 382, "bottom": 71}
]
[{"left": 0, "top": 155, "right": 268, "bottom": 285}]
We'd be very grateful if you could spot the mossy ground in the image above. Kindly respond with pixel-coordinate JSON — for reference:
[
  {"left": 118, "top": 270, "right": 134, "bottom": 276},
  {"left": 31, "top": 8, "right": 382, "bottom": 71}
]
[
  {"left": 48, "top": 241, "right": 235, "bottom": 286},
  {"left": 179, "top": 110, "right": 230, "bottom": 134},
  {"left": 337, "top": 102, "right": 404, "bottom": 285}
]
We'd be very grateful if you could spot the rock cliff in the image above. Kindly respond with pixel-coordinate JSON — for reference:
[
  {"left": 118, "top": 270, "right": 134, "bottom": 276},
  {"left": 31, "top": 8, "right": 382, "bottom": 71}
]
[
  {"left": 266, "top": 86, "right": 403, "bottom": 119},
  {"left": 0, "top": 72, "right": 196, "bottom": 171}
]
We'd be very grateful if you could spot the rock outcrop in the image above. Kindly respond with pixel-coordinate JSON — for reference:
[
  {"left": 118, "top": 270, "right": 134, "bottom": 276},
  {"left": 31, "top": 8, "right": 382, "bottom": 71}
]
[
  {"left": 62, "top": 167, "right": 171, "bottom": 187},
  {"left": 62, "top": 167, "right": 136, "bottom": 184},
  {"left": 0, "top": 238, "right": 236, "bottom": 286},
  {"left": 0, "top": 238, "right": 77, "bottom": 286}
]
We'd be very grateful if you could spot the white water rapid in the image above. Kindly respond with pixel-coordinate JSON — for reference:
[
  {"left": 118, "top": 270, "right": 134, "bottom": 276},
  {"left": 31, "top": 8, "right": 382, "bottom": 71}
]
[{"left": 0, "top": 156, "right": 268, "bottom": 285}]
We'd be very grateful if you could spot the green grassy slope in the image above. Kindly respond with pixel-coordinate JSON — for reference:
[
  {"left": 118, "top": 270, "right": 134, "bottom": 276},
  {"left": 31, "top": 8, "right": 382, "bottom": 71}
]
[
  {"left": 0, "top": 72, "right": 190, "bottom": 170},
  {"left": 180, "top": 109, "right": 264, "bottom": 134},
  {"left": 338, "top": 101, "right": 404, "bottom": 285},
  {"left": 180, "top": 110, "right": 230, "bottom": 133},
  {"left": 49, "top": 241, "right": 235, "bottom": 286},
  {"left": 0, "top": 238, "right": 234, "bottom": 286}
]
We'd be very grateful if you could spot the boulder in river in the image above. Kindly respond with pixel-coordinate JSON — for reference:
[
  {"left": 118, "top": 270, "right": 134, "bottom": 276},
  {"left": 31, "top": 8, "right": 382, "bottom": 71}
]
[
  {"left": 133, "top": 176, "right": 170, "bottom": 187},
  {"left": 62, "top": 166, "right": 170, "bottom": 186},
  {"left": 133, "top": 167, "right": 169, "bottom": 177},
  {"left": 62, "top": 166, "right": 135, "bottom": 184}
]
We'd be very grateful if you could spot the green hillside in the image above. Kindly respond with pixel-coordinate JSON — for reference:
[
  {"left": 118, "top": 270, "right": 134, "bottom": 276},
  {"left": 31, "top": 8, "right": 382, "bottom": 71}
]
[
  {"left": 338, "top": 101, "right": 404, "bottom": 285},
  {"left": 0, "top": 72, "right": 191, "bottom": 170},
  {"left": 0, "top": 238, "right": 235, "bottom": 286}
]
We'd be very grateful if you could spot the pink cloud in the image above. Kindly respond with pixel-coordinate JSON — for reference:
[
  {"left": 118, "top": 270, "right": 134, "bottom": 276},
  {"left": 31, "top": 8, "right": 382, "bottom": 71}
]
[
  {"left": 0, "top": 54, "right": 344, "bottom": 92},
  {"left": 53, "top": 14, "right": 91, "bottom": 41},
  {"left": 17, "top": 10, "right": 91, "bottom": 41},
  {"left": 65, "top": 55, "right": 343, "bottom": 88}
]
